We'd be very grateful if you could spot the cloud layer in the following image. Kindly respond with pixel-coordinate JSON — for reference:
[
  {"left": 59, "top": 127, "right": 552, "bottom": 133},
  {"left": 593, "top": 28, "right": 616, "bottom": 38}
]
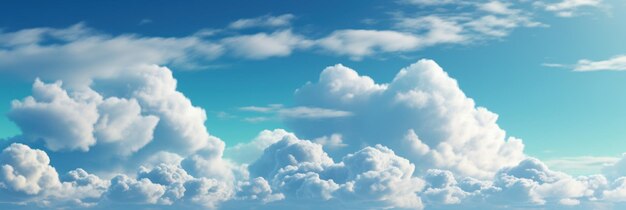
[{"left": 3, "top": 54, "right": 626, "bottom": 209}]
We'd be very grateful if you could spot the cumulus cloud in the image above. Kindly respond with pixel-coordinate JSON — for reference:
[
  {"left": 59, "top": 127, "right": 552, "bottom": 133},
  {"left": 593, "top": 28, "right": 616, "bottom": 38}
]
[
  {"left": 290, "top": 59, "right": 525, "bottom": 179},
  {"left": 247, "top": 136, "right": 425, "bottom": 209},
  {"left": 6, "top": 64, "right": 232, "bottom": 182},
  {"left": 8, "top": 79, "right": 101, "bottom": 151},
  {"left": 0, "top": 143, "right": 62, "bottom": 197},
  {"left": 0, "top": 143, "right": 108, "bottom": 207},
  {"left": 225, "top": 129, "right": 297, "bottom": 164}
]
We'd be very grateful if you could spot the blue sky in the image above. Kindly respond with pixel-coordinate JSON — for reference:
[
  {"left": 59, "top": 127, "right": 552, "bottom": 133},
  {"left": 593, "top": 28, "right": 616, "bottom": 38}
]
[{"left": 2, "top": 0, "right": 626, "bottom": 209}]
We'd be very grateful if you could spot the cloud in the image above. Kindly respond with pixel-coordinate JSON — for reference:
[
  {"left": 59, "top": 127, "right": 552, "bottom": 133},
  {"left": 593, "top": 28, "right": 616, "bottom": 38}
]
[
  {"left": 544, "top": 55, "right": 626, "bottom": 71},
  {"left": 545, "top": 156, "right": 619, "bottom": 176},
  {"left": 574, "top": 55, "right": 626, "bottom": 71},
  {"left": 290, "top": 59, "right": 525, "bottom": 179},
  {"left": 0, "top": 143, "right": 62, "bottom": 197},
  {"left": 394, "top": 1, "right": 544, "bottom": 44},
  {"left": 225, "top": 129, "right": 297, "bottom": 164},
  {"left": 317, "top": 30, "right": 423, "bottom": 59},
  {"left": 0, "top": 143, "right": 108, "bottom": 207},
  {"left": 6, "top": 64, "right": 232, "bottom": 183},
  {"left": 399, "top": 0, "right": 459, "bottom": 6},
  {"left": 106, "top": 174, "right": 167, "bottom": 204},
  {"left": 540, "top": 0, "right": 603, "bottom": 17},
  {"left": 247, "top": 137, "right": 425, "bottom": 209},
  {"left": 221, "top": 30, "right": 312, "bottom": 59},
  {"left": 8, "top": 79, "right": 101, "bottom": 151},
  {"left": 239, "top": 104, "right": 352, "bottom": 121},
  {"left": 0, "top": 24, "right": 223, "bottom": 83},
  {"left": 228, "top": 14, "right": 295, "bottom": 29}
]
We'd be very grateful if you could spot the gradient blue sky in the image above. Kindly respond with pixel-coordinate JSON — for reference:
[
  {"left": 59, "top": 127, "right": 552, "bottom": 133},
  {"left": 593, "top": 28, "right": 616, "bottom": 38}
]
[{"left": 2, "top": 0, "right": 625, "bottom": 164}]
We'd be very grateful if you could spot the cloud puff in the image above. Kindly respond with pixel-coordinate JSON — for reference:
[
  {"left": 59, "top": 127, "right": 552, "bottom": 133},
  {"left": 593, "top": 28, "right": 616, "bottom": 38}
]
[
  {"left": 0, "top": 143, "right": 62, "bottom": 197},
  {"left": 225, "top": 129, "right": 297, "bottom": 164},
  {"left": 247, "top": 136, "right": 426, "bottom": 209},
  {"left": 8, "top": 79, "right": 101, "bottom": 151},
  {"left": 7, "top": 65, "right": 230, "bottom": 181},
  {"left": 290, "top": 59, "right": 525, "bottom": 179},
  {"left": 0, "top": 143, "right": 108, "bottom": 207}
]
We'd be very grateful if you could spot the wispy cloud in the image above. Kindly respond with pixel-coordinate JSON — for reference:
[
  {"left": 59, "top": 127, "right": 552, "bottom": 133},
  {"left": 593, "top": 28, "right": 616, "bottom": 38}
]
[
  {"left": 228, "top": 14, "right": 295, "bottom": 29},
  {"left": 545, "top": 55, "right": 626, "bottom": 71},
  {"left": 239, "top": 104, "right": 352, "bottom": 121},
  {"left": 537, "top": 0, "right": 604, "bottom": 17},
  {"left": 545, "top": 156, "right": 619, "bottom": 175}
]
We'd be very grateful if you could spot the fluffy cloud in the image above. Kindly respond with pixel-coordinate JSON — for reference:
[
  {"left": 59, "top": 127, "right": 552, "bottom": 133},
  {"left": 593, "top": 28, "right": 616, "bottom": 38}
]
[
  {"left": 225, "top": 129, "right": 297, "bottom": 164},
  {"left": 6, "top": 64, "right": 231, "bottom": 182},
  {"left": 290, "top": 59, "right": 525, "bottom": 179},
  {"left": 0, "top": 143, "right": 108, "bottom": 207},
  {"left": 247, "top": 136, "right": 425, "bottom": 209},
  {"left": 8, "top": 79, "right": 101, "bottom": 151},
  {"left": 0, "top": 143, "right": 62, "bottom": 197}
]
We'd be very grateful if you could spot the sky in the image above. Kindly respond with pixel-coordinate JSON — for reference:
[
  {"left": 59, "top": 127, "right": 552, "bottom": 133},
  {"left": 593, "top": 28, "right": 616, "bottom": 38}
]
[{"left": 2, "top": 0, "right": 626, "bottom": 209}]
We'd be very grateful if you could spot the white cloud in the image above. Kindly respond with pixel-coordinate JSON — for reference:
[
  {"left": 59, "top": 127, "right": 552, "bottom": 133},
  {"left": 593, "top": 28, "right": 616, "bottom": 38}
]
[
  {"left": 239, "top": 104, "right": 353, "bottom": 121},
  {"left": 480, "top": 1, "right": 516, "bottom": 15},
  {"left": 317, "top": 30, "right": 422, "bottom": 60},
  {"left": 233, "top": 177, "right": 285, "bottom": 203},
  {"left": 106, "top": 174, "right": 167, "bottom": 204},
  {"left": 541, "top": 0, "right": 603, "bottom": 17},
  {"left": 399, "top": 0, "right": 459, "bottom": 6},
  {"left": 394, "top": 15, "right": 466, "bottom": 44},
  {"left": 247, "top": 137, "right": 425, "bottom": 209},
  {"left": 0, "top": 24, "right": 224, "bottom": 83},
  {"left": 8, "top": 79, "right": 101, "bottom": 151},
  {"left": 225, "top": 129, "right": 297, "bottom": 164},
  {"left": 228, "top": 14, "right": 295, "bottom": 29},
  {"left": 6, "top": 64, "right": 234, "bottom": 185},
  {"left": 573, "top": 55, "right": 626, "bottom": 71},
  {"left": 394, "top": 0, "right": 544, "bottom": 47},
  {"left": 545, "top": 156, "right": 619, "bottom": 175},
  {"left": 278, "top": 107, "right": 352, "bottom": 119},
  {"left": 290, "top": 59, "right": 526, "bottom": 179},
  {"left": 221, "top": 30, "right": 312, "bottom": 59},
  {"left": 0, "top": 143, "right": 62, "bottom": 196},
  {"left": 0, "top": 143, "right": 109, "bottom": 207}
]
